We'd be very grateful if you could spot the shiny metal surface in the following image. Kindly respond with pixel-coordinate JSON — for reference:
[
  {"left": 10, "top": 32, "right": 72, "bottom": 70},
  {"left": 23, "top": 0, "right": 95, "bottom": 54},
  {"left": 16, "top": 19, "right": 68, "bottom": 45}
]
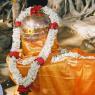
[
  {"left": 21, "top": 15, "right": 50, "bottom": 41},
  {"left": 22, "top": 15, "right": 50, "bottom": 30}
]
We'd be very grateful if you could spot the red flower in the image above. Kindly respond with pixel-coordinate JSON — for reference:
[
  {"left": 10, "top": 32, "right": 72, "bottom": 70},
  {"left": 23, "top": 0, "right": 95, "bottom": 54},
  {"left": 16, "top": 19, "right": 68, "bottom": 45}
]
[
  {"left": 18, "top": 85, "right": 29, "bottom": 94},
  {"left": 30, "top": 5, "right": 42, "bottom": 15},
  {"left": 49, "top": 22, "right": 58, "bottom": 29},
  {"left": 15, "top": 21, "right": 22, "bottom": 27},
  {"left": 18, "top": 84, "right": 32, "bottom": 94},
  {"left": 35, "top": 57, "right": 45, "bottom": 65},
  {"left": 9, "top": 51, "right": 19, "bottom": 59}
]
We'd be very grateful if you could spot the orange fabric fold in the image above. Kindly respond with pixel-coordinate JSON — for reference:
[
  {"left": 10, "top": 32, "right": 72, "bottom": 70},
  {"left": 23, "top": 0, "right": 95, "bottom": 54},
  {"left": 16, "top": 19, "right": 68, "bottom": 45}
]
[
  {"left": 9, "top": 47, "right": 95, "bottom": 95},
  {"left": 28, "top": 58, "right": 95, "bottom": 95}
]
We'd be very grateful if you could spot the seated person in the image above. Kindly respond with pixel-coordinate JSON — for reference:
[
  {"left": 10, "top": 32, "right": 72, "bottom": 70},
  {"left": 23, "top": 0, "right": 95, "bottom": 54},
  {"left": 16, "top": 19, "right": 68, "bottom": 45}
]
[{"left": 7, "top": 2, "right": 95, "bottom": 95}]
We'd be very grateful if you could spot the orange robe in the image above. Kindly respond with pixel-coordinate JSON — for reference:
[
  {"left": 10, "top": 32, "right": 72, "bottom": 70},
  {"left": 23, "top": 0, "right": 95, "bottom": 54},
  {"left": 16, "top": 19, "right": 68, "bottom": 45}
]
[
  {"left": 28, "top": 49, "right": 95, "bottom": 95},
  {"left": 15, "top": 47, "right": 95, "bottom": 95},
  {"left": 9, "top": 34, "right": 95, "bottom": 95}
]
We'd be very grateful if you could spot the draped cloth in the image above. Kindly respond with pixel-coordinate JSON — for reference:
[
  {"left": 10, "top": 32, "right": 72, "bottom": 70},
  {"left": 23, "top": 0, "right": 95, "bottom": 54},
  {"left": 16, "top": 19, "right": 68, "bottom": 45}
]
[
  {"left": 27, "top": 49, "right": 95, "bottom": 95},
  {"left": 9, "top": 38, "right": 95, "bottom": 95},
  {"left": 9, "top": 32, "right": 95, "bottom": 95}
]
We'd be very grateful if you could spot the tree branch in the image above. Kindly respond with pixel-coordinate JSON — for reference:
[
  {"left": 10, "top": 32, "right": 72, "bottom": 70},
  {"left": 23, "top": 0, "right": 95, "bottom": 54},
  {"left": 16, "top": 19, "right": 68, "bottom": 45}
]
[
  {"left": 92, "top": 0, "right": 95, "bottom": 7},
  {"left": 84, "top": 4, "right": 95, "bottom": 17},
  {"left": 80, "top": 0, "right": 92, "bottom": 15},
  {"left": 12, "top": 0, "right": 20, "bottom": 24},
  {"left": 75, "top": 0, "right": 83, "bottom": 12},
  {"left": 21, "top": 0, "right": 27, "bottom": 10},
  {"left": 0, "top": 1, "right": 10, "bottom": 12},
  {"left": 68, "top": 0, "right": 80, "bottom": 16},
  {"left": 64, "top": 0, "right": 68, "bottom": 15}
]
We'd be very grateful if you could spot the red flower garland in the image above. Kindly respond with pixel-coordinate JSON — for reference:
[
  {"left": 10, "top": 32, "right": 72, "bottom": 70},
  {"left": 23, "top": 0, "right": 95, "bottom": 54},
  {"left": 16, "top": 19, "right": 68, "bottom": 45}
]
[
  {"left": 15, "top": 21, "right": 22, "bottom": 27},
  {"left": 35, "top": 57, "right": 45, "bottom": 65},
  {"left": 30, "top": 5, "right": 42, "bottom": 15},
  {"left": 18, "top": 83, "right": 32, "bottom": 94},
  {"left": 18, "top": 86, "right": 29, "bottom": 94},
  {"left": 49, "top": 22, "right": 58, "bottom": 29},
  {"left": 9, "top": 51, "right": 19, "bottom": 59}
]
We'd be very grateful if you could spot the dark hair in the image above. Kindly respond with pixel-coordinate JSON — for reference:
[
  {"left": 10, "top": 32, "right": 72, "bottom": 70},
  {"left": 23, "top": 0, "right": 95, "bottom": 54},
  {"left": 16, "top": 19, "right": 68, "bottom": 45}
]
[{"left": 27, "top": 0, "right": 48, "bottom": 7}]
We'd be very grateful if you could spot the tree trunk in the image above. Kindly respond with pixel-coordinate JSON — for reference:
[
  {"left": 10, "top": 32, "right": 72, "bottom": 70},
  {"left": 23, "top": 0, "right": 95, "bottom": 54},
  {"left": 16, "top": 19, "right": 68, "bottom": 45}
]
[
  {"left": 58, "top": 17, "right": 95, "bottom": 52},
  {"left": 48, "top": 0, "right": 95, "bottom": 19},
  {"left": 12, "top": 0, "right": 20, "bottom": 24}
]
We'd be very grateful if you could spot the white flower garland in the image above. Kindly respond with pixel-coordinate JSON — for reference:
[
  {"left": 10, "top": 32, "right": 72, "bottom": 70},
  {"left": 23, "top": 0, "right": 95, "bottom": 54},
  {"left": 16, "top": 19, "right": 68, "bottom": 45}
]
[
  {"left": 51, "top": 52, "right": 95, "bottom": 63},
  {"left": 8, "top": 6, "right": 60, "bottom": 87}
]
